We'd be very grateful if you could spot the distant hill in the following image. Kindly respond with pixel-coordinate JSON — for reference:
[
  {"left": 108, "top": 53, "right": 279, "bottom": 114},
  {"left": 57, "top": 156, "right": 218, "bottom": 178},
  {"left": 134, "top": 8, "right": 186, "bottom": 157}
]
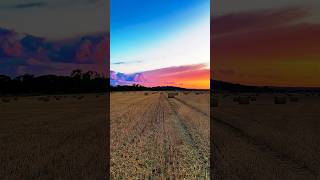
[
  {"left": 110, "top": 80, "right": 320, "bottom": 92},
  {"left": 211, "top": 80, "right": 266, "bottom": 92},
  {"left": 211, "top": 79, "right": 320, "bottom": 93}
]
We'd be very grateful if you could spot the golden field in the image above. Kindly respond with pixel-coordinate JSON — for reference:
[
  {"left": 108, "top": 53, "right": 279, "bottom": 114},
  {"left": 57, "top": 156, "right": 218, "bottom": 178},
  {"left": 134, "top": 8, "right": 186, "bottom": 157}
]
[
  {"left": 110, "top": 91, "right": 210, "bottom": 179},
  {"left": 212, "top": 93, "right": 320, "bottom": 180},
  {"left": 2, "top": 91, "right": 317, "bottom": 179},
  {"left": 0, "top": 94, "right": 108, "bottom": 179}
]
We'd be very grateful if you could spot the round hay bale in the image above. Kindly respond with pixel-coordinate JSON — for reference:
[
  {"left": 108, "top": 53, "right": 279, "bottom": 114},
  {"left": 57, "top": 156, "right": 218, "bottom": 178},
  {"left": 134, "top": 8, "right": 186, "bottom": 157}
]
[
  {"left": 1, "top": 98, "right": 10, "bottom": 103},
  {"left": 274, "top": 97, "right": 287, "bottom": 104},
  {"left": 223, "top": 94, "right": 229, "bottom": 98},
  {"left": 289, "top": 97, "right": 299, "bottom": 102},
  {"left": 168, "top": 93, "right": 175, "bottom": 98},
  {"left": 238, "top": 97, "right": 250, "bottom": 105},
  {"left": 77, "top": 96, "right": 84, "bottom": 100},
  {"left": 211, "top": 97, "right": 218, "bottom": 107},
  {"left": 38, "top": 96, "right": 50, "bottom": 102},
  {"left": 250, "top": 97, "right": 257, "bottom": 101}
]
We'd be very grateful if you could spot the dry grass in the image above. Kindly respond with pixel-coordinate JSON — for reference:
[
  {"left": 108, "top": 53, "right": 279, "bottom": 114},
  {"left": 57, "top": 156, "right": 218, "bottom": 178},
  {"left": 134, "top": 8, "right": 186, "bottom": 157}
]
[
  {"left": 0, "top": 94, "right": 108, "bottom": 179},
  {"left": 211, "top": 93, "right": 320, "bottom": 180},
  {"left": 175, "top": 91, "right": 210, "bottom": 115},
  {"left": 110, "top": 91, "right": 210, "bottom": 179}
]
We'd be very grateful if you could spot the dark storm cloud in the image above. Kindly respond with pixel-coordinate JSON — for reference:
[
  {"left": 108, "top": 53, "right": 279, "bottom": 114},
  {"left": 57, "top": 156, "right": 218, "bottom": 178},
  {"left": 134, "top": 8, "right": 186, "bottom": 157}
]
[{"left": 0, "top": 27, "right": 109, "bottom": 76}]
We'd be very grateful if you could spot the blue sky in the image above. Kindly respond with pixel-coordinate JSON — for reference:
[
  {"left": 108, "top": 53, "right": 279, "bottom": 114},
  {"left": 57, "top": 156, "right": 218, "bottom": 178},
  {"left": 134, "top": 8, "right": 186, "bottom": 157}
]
[{"left": 111, "top": 0, "right": 210, "bottom": 73}]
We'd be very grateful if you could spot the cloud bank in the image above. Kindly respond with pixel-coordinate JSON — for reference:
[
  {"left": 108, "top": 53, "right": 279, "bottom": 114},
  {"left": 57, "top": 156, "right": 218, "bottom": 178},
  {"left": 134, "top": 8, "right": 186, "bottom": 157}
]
[
  {"left": 0, "top": 27, "right": 108, "bottom": 77},
  {"left": 111, "top": 64, "right": 210, "bottom": 89}
]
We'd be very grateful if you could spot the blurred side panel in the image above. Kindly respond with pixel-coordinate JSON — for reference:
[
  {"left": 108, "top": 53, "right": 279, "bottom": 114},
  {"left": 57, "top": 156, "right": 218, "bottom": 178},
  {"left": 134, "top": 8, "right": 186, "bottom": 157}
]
[
  {"left": 0, "top": 0, "right": 109, "bottom": 179},
  {"left": 211, "top": 0, "right": 320, "bottom": 179}
]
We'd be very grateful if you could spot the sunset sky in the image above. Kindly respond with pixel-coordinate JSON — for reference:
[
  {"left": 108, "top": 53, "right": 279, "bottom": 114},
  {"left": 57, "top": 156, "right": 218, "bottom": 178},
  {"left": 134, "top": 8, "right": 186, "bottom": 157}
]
[
  {"left": 212, "top": 1, "right": 320, "bottom": 87},
  {"left": 110, "top": 0, "right": 210, "bottom": 89},
  {"left": 1, "top": 1, "right": 319, "bottom": 88}
]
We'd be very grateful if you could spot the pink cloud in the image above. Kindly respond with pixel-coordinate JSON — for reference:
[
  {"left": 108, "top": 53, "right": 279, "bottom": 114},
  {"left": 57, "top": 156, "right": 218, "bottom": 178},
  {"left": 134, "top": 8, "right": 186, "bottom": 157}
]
[
  {"left": 0, "top": 27, "right": 109, "bottom": 76},
  {"left": 111, "top": 64, "right": 210, "bottom": 89}
]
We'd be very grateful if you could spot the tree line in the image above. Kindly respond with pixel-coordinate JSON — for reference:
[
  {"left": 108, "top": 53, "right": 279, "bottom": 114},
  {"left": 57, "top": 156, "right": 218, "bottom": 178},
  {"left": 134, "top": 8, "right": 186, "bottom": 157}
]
[
  {"left": 0, "top": 69, "right": 108, "bottom": 95},
  {"left": 110, "top": 84, "right": 192, "bottom": 91},
  {"left": 2, "top": 71, "right": 316, "bottom": 96}
]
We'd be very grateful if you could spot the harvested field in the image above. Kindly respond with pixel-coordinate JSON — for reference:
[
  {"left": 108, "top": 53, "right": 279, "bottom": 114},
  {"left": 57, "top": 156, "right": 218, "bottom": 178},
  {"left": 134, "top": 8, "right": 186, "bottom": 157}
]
[
  {"left": 110, "top": 91, "right": 210, "bottom": 179},
  {"left": 0, "top": 94, "right": 108, "bottom": 179},
  {"left": 211, "top": 93, "right": 320, "bottom": 180}
]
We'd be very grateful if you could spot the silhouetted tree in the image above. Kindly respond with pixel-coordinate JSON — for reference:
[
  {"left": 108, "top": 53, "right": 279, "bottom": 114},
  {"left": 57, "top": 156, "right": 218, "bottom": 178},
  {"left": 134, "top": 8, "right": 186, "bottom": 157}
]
[
  {"left": 0, "top": 70, "right": 108, "bottom": 95},
  {"left": 71, "top": 69, "right": 82, "bottom": 79}
]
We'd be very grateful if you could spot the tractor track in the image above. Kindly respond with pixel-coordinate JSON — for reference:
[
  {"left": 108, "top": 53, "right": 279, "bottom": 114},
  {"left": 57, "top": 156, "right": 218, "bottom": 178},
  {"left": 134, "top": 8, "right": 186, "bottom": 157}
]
[
  {"left": 164, "top": 94, "right": 210, "bottom": 178},
  {"left": 173, "top": 97, "right": 235, "bottom": 179},
  {"left": 175, "top": 96, "right": 318, "bottom": 177}
]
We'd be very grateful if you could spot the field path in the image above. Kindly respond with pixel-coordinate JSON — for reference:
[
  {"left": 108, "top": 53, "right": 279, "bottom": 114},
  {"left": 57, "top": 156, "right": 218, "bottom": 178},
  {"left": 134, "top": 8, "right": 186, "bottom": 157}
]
[
  {"left": 111, "top": 92, "right": 210, "bottom": 179},
  {"left": 164, "top": 94, "right": 209, "bottom": 178}
]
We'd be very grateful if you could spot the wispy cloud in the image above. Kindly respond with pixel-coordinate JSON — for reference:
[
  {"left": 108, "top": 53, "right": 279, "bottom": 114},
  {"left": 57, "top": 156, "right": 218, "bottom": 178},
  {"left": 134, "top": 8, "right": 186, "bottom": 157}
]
[
  {"left": 0, "top": 0, "right": 102, "bottom": 10},
  {"left": 212, "top": 6, "right": 309, "bottom": 37},
  {"left": 0, "top": 0, "right": 108, "bottom": 40},
  {"left": 112, "top": 60, "right": 142, "bottom": 65},
  {"left": 12, "top": 2, "right": 47, "bottom": 9},
  {"left": 111, "top": 64, "right": 210, "bottom": 89},
  {"left": 111, "top": 13, "right": 209, "bottom": 73}
]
